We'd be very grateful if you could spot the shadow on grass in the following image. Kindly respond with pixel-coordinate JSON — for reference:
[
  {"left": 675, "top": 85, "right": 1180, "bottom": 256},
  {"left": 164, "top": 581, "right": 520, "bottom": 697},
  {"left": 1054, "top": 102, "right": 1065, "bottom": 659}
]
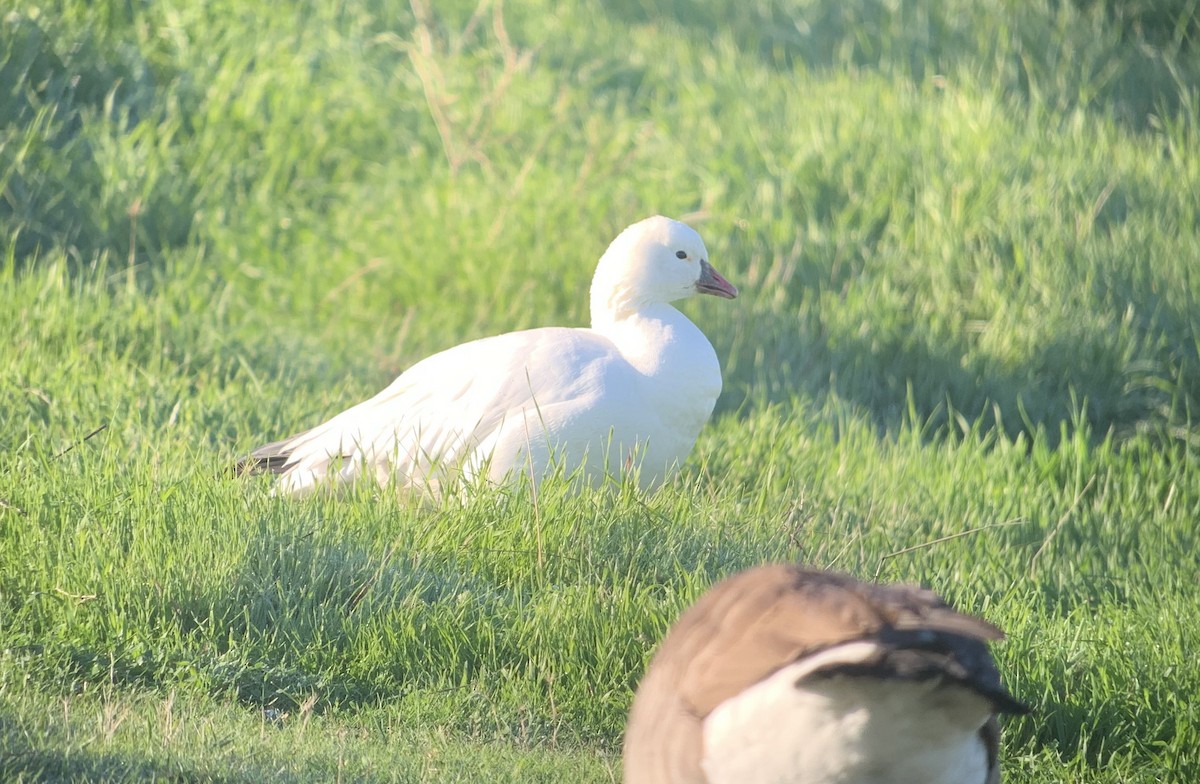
[
  {"left": 1015, "top": 660, "right": 1189, "bottom": 775},
  {"left": 601, "top": 0, "right": 1198, "bottom": 131},
  {"left": 1, "top": 12, "right": 196, "bottom": 274},
  {"left": 33, "top": 484, "right": 762, "bottom": 729},
  {"left": 0, "top": 707, "right": 325, "bottom": 784},
  {"left": 718, "top": 256, "right": 1197, "bottom": 447},
  {"left": 0, "top": 748, "right": 170, "bottom": 784}
]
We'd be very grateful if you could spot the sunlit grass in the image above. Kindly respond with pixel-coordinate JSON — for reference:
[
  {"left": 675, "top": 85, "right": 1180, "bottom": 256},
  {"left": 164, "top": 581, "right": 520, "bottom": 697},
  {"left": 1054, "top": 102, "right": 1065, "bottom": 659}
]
[{"left": 2, "top": 0, "right": 1198, "bottom": 781}]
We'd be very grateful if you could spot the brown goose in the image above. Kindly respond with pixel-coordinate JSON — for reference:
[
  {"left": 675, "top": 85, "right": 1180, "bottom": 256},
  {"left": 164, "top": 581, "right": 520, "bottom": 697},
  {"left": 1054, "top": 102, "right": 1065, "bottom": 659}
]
[{"left": 624, "top": 565, "right": 1028, "bottom": 784}]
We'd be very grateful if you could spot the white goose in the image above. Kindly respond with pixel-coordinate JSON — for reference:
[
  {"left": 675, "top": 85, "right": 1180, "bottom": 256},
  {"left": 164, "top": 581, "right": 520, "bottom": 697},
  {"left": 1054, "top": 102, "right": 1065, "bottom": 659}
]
[
  {"left": 624, "top": 564, "right": 1028, "bottom": 784},
  {"left": 240, "top": 215, "right": 737, "bottom": 496}
]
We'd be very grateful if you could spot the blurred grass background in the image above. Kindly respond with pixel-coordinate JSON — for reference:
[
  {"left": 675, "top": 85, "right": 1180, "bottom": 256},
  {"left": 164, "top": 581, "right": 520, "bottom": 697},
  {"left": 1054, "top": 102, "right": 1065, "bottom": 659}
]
[{"left": 2, "top": 0, "right": 1198, "bottom": 781}]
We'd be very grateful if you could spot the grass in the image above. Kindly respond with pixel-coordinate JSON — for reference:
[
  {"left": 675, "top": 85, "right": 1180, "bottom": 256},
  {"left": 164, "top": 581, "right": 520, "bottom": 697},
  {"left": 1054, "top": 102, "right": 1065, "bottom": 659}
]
[{"left": 2, "top": 0, "right": 1199, "bottom": 780}]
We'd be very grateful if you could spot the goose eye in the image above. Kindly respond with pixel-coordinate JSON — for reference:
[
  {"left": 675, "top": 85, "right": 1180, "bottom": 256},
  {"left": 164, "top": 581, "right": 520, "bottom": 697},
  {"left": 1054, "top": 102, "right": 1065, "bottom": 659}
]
[{"left": 675, "top": 250, "right": 688, "bottom": 259}]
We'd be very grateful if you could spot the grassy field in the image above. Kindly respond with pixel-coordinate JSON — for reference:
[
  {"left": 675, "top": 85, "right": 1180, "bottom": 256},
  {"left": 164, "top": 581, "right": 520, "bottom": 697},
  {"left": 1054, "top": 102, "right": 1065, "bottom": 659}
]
[{"left": 2, "top": 0, "right": 1199, "bottom": 781}]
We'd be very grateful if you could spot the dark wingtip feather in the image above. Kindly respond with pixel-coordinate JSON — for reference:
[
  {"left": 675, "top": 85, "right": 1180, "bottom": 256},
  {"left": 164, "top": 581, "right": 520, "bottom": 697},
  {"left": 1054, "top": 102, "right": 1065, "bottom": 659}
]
[
  {"left": 803, "top": 625, "right": 1032, "bottom": 717},
  {"left": 234, "top": 434, "right": 305, "bottom": 477},
  {"left": 235, "top": 453, "right": 294, "bottom": 476}
]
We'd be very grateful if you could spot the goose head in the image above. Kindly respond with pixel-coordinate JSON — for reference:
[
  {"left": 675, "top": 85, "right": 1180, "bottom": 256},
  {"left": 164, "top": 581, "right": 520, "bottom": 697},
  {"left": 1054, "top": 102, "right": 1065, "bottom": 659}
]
[{"left": 591, "top": 216, "right": 738, "bottom": 325}]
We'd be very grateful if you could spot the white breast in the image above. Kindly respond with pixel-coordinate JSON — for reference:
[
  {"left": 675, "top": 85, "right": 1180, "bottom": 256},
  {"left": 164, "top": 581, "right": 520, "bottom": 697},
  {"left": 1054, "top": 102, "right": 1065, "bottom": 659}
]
[{"left": 702, "top": 654, "right": 993, "bottom": 784}]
